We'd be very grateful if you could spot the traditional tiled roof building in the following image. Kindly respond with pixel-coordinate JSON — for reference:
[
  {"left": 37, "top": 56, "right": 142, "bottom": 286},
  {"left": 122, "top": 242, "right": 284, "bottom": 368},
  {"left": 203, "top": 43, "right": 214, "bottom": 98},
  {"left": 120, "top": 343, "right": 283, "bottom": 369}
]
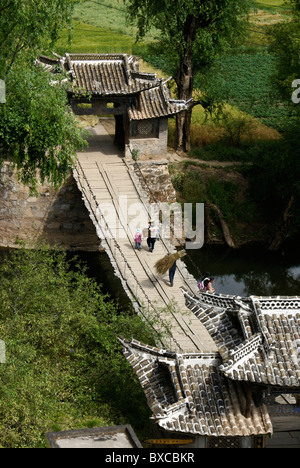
[
  {"left": 183, "top": 291, "right": 300, "bottom": 389},
  {"left": 120, "top": 291, "right": 300, "bottom": 448},
  {"left": 36, "top": 53, "right": 188, "bottom": 158},
  {"left": 119, "top": 337, "right": 273, "bottom": 448}
]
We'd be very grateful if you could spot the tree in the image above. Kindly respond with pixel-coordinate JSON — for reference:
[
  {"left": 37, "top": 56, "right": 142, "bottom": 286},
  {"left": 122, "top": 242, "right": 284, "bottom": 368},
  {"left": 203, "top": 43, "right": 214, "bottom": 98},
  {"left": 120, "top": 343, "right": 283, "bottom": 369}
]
[
  {"left": 0, "top": 64, "right": 87, "bottom": 192},
  {"left": 0, "top": 245, "right": 154, "bottom": 447},
  {"left": 0, "top": 0, "right": 75, "bottom": 79},
  {"left": 0, "top": 0, "right": 87, "bottom": 191},
  {"left": 125, "top": 0, "right": 252, "bottom": 151},
  {"left": 268, "top": 0, "right": 300, "bottom": 104},
  {"left": 264, "top": 0, "right": 300, "bottom": 249}
]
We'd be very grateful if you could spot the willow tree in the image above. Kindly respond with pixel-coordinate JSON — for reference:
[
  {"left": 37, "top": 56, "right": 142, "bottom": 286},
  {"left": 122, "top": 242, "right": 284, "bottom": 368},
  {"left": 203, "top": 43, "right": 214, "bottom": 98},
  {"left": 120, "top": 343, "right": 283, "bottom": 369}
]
[
  {"left": 0, "top": 0, "right": 87, "bottom": 191},
  {"left": 125, "top": 0, "right": 252, "bottom": 151},
  {"left": 0, "top": 0, "right": 75, "bottom": 79}
]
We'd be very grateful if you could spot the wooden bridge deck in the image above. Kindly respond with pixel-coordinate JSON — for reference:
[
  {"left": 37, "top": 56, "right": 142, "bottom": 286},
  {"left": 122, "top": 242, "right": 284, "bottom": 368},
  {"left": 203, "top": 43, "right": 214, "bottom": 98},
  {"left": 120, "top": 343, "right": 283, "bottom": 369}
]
[{"left": 74, "top": 123, "right": 216, "bottom": 353}]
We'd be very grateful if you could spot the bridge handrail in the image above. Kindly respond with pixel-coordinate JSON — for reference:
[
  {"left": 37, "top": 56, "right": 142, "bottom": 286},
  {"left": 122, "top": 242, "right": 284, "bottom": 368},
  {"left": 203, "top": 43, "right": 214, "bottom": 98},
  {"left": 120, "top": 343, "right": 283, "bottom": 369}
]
[
  {"left": 74, "top": 160, "right": 182, "bottom": 349},
  {"left": 124, "top": 158, "right": 198, "bottom": 296},
  {"left": 127, "top": 157, "right": 203, "bottom": 281}
]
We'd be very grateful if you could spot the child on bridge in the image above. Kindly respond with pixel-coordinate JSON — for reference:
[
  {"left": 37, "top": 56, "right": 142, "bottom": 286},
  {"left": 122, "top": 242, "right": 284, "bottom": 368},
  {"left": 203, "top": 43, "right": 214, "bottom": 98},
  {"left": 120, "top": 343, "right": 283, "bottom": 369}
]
[{"left": 134, "top": 228, "right": 142, "bottom": 251}]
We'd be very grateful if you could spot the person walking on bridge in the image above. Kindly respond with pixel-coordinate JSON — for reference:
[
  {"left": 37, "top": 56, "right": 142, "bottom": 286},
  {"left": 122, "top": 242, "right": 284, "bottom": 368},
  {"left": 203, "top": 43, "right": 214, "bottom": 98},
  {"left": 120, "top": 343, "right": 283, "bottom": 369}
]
[
  {"left": 147, "top": 220, "right": 159, "bottom": 253},
  {"left": 134, "top": 228, "right": 142, "bottom": 251},
  {"left": 169, "top": 257, "right": 177, "bottom": 287}
]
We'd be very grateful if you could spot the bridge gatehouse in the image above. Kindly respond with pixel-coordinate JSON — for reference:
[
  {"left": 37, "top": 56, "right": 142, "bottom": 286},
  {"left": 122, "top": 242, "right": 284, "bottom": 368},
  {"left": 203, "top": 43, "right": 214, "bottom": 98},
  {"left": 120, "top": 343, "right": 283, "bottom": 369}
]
[{"left": 36, "top": 53, "right": 188, "bottom": 159}]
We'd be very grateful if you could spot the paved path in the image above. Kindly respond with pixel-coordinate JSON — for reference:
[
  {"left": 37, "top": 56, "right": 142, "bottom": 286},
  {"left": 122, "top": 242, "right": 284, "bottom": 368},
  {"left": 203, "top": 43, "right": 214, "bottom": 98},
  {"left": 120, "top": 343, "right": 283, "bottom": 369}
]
[{"left": 74, "top": 123, "right": 216, "bottom": 353}]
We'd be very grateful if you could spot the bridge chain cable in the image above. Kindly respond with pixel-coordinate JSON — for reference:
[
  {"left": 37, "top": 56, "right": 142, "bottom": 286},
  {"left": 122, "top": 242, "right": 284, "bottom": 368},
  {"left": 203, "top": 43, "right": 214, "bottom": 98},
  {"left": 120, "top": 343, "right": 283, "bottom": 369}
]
[
  {"left": 126, "top": 155, "right": 204, "bottom": 282},
  {"left": 74, "top": 161, "right": 183, "bottom": 351}
]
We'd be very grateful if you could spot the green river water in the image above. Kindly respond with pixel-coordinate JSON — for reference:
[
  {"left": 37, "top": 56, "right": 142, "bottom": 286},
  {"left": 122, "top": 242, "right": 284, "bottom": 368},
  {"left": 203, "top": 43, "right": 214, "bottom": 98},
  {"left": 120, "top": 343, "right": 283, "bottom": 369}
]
[
  {"left": 1, "top": 244, "right": 299, "bottom": 307},
  {"left": 72, "top": 243, "right": 300, "bottom": 302}
]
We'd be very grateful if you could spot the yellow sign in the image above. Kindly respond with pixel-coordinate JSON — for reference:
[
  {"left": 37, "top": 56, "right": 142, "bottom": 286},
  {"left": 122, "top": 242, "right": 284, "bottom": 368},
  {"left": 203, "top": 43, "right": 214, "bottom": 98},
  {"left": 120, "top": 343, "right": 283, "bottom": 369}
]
[{"left": 144, "top": 439, "right": 194, "bottom": 446}]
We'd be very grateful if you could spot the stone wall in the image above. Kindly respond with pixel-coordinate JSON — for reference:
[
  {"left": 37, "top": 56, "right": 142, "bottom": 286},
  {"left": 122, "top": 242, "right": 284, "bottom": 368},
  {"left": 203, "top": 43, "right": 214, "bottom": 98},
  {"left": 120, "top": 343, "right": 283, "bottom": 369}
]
[
  {"left": 0, "top": 163, "right": 100, "bottom": 251},
  {"left": 126, "top": 118, "right": 169, "bottom": 159},
  {"left": 0, "top": 158, "right": 177, "bottom": 251},
  {"left": 131, "top": 160, "right": 176, "bottom": 205}
]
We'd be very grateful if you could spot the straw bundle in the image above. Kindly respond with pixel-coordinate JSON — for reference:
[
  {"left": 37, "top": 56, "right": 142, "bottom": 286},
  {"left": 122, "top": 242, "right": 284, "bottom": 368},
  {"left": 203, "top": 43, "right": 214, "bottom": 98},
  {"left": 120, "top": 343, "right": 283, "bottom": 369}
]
[{"left": 154, "top": 250, "right": 186, "bottom": 275}]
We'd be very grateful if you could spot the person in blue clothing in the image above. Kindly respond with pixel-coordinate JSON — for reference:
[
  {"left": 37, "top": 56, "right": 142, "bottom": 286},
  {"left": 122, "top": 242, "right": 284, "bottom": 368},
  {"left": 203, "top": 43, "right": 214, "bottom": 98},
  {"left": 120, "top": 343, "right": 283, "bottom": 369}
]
[
  {"left": 169, "top": 260, "right": 177, "bottom": 287},
  {"left": 167, "top": 252, "right": 177, "bottom": 287}
]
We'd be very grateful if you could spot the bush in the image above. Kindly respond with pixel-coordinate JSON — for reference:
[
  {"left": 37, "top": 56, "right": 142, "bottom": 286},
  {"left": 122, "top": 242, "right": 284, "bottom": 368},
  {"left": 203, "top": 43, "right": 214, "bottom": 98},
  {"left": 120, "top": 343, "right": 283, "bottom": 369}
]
[{"left": 0, "top": 245, "right": 154, "bottom": 447}]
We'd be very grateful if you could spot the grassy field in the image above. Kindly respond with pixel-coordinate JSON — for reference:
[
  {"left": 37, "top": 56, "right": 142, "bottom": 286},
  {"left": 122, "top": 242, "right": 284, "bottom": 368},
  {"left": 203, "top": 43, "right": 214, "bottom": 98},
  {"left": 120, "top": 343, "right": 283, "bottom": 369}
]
[
  {"left": 55, "top": 0, "right": 292, "bottom": 54},
  {"left": 56, "top": 21, "right": 137, "bottom": 55},
  {"left": 73, "top": 0, "right": 134, "bottom": 33},
  {"left": 55, "top": 0, "right": 291, "bottom": 52},
  {"left": 56, "top": 0, "right": 155, "bottom": 54},
  {"left": 54, "top": 0, "right": 293, "bottom": 149}
]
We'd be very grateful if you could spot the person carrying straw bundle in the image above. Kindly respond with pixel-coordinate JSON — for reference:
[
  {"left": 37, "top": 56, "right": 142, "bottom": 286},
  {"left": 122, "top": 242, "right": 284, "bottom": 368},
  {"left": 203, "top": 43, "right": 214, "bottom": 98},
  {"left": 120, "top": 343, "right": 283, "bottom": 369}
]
[{"left": 154, "top": 250, "right": 187, "bottom": 287}]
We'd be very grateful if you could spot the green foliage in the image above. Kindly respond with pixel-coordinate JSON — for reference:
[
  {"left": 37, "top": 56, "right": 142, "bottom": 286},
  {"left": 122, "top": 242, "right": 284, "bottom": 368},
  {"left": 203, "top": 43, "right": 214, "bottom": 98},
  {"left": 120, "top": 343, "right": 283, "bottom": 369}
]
[
  {"left": 250, "top": 127, "right": 300, "bottom": 204},
  {"left": 268, "top": 0, "right": 300, "bottom": 102},
  {"left": 0, "top": 0, "right": 89, "bottom": 192},
  {"left": 172, "top": 166, "right": 246, "bottom": 222},
  {"left": 0, "top": 245, "right": 154, "bottom": 448},
  {"left": 125, "top": 0, "right": 252, "bottom": 75},
  {"left": 0, "top": 0, "right": 75, "bottom": 78},
  {"left": 0, "top": 64, "right": 87, "bottom": 192},
  {"left": 195, "top": 51, "right": 298, "bottom": 132}
]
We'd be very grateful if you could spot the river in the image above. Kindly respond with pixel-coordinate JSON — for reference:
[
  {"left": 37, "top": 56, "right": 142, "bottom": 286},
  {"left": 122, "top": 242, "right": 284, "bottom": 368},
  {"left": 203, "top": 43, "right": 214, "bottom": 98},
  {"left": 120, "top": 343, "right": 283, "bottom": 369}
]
[
  {"left": 72, "top": 243, "right": 300, "bottom": 301},
  {"left": 1, "top": 244, "right": 300, "bottom": 304},
  {"left": 184, "top": 244, "right": 300, "bottom": 297}
]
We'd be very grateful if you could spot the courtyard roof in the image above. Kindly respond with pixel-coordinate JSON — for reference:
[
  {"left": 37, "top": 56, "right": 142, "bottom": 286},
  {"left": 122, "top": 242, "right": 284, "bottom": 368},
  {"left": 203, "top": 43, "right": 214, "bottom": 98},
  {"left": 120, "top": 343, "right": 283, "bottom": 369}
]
[
  {"left": 119, "top": 337, "right": 273, "bottom": 438},
  {"left": 183, "top": 290, "right": 300, "bottom": 388}
]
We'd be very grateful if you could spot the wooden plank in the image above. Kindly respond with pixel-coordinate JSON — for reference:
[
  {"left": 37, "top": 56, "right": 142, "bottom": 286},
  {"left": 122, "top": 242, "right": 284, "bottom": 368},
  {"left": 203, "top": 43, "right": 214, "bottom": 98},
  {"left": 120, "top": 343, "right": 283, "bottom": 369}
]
[{"left": 76, "top": 141, "right": 217, "bottom": 353}]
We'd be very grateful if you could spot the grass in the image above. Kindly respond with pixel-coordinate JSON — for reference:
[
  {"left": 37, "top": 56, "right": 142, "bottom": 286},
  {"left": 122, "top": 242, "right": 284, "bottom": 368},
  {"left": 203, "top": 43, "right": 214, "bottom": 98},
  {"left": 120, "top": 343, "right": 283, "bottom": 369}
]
[
  {"left": 194, "top": 52, "right": 298, "bottom": 133},
  {"left": 72, "top": 0, "right": 131, "bottom": 30},
  {"left": 55, "top": 0, "right": 293, "bottom": 53},
  {"left": 56, "top": 21, "right": 137, "bottom": 54},
  {"left": 55, "top": 0, "right": 156, "bottom": 55}
]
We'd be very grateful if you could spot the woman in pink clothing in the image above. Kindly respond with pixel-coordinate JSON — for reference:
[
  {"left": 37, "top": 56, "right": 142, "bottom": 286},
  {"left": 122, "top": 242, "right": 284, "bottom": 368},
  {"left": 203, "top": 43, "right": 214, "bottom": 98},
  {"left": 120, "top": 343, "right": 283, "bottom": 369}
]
[{"left": 134, "top": 228, "right": 142, "bottom": 251}]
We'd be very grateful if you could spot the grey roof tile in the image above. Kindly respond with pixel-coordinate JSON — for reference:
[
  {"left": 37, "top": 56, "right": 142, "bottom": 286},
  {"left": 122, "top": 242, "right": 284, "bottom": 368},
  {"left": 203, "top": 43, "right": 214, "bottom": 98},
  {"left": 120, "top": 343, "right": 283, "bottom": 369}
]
[
  {"left": 36, "top": 53, "right": 188, "bottom": 120},
  {"left": 119, "top": 337, "right": 273, "bottom": 438},
  {"left": 182, "top": 290, "right": 300, "bottom": 388}
]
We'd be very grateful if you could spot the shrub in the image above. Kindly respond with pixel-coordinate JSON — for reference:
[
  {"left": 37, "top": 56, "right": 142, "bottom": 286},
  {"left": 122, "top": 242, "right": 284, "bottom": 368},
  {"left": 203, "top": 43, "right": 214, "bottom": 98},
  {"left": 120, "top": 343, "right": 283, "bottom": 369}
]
[{"left": 0, "top": 245, "right": 154, "bottom": 447}]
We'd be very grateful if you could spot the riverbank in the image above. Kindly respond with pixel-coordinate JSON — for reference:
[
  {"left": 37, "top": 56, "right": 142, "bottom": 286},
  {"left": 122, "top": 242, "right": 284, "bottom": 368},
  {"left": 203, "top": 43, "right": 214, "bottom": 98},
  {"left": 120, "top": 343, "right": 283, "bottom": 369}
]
[{"left": 169, "top": 154, "right": 294, "bottom": 251}]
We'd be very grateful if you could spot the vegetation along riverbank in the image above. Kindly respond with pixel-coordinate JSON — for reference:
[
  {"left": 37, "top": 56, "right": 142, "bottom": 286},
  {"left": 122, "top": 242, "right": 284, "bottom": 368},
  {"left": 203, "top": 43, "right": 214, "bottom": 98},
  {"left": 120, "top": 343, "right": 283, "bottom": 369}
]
[{"left": 0, "top": 0, "right": 299, "bottom": 448}]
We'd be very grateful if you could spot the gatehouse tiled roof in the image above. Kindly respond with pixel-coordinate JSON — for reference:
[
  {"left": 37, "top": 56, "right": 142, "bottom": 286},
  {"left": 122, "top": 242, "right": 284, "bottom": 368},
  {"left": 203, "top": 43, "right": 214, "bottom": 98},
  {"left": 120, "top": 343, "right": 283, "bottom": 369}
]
[
  {"left": 36, "top": 53, "right": 188, "bottom": 120},
  {"left": 128, "top": 84, "right": 188, "bottom": 121},
  {"left": 66, "top": 53, "right": 160, "bottom": 96},
  {"left": 36, "top": 53, "right": 159, "bottom": 95},
  {"left": 119, "top": 337, "right": 273, "bottom": 438},
  {"left": 183, "top": 290, "right": 300, "bottom": 388}
]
